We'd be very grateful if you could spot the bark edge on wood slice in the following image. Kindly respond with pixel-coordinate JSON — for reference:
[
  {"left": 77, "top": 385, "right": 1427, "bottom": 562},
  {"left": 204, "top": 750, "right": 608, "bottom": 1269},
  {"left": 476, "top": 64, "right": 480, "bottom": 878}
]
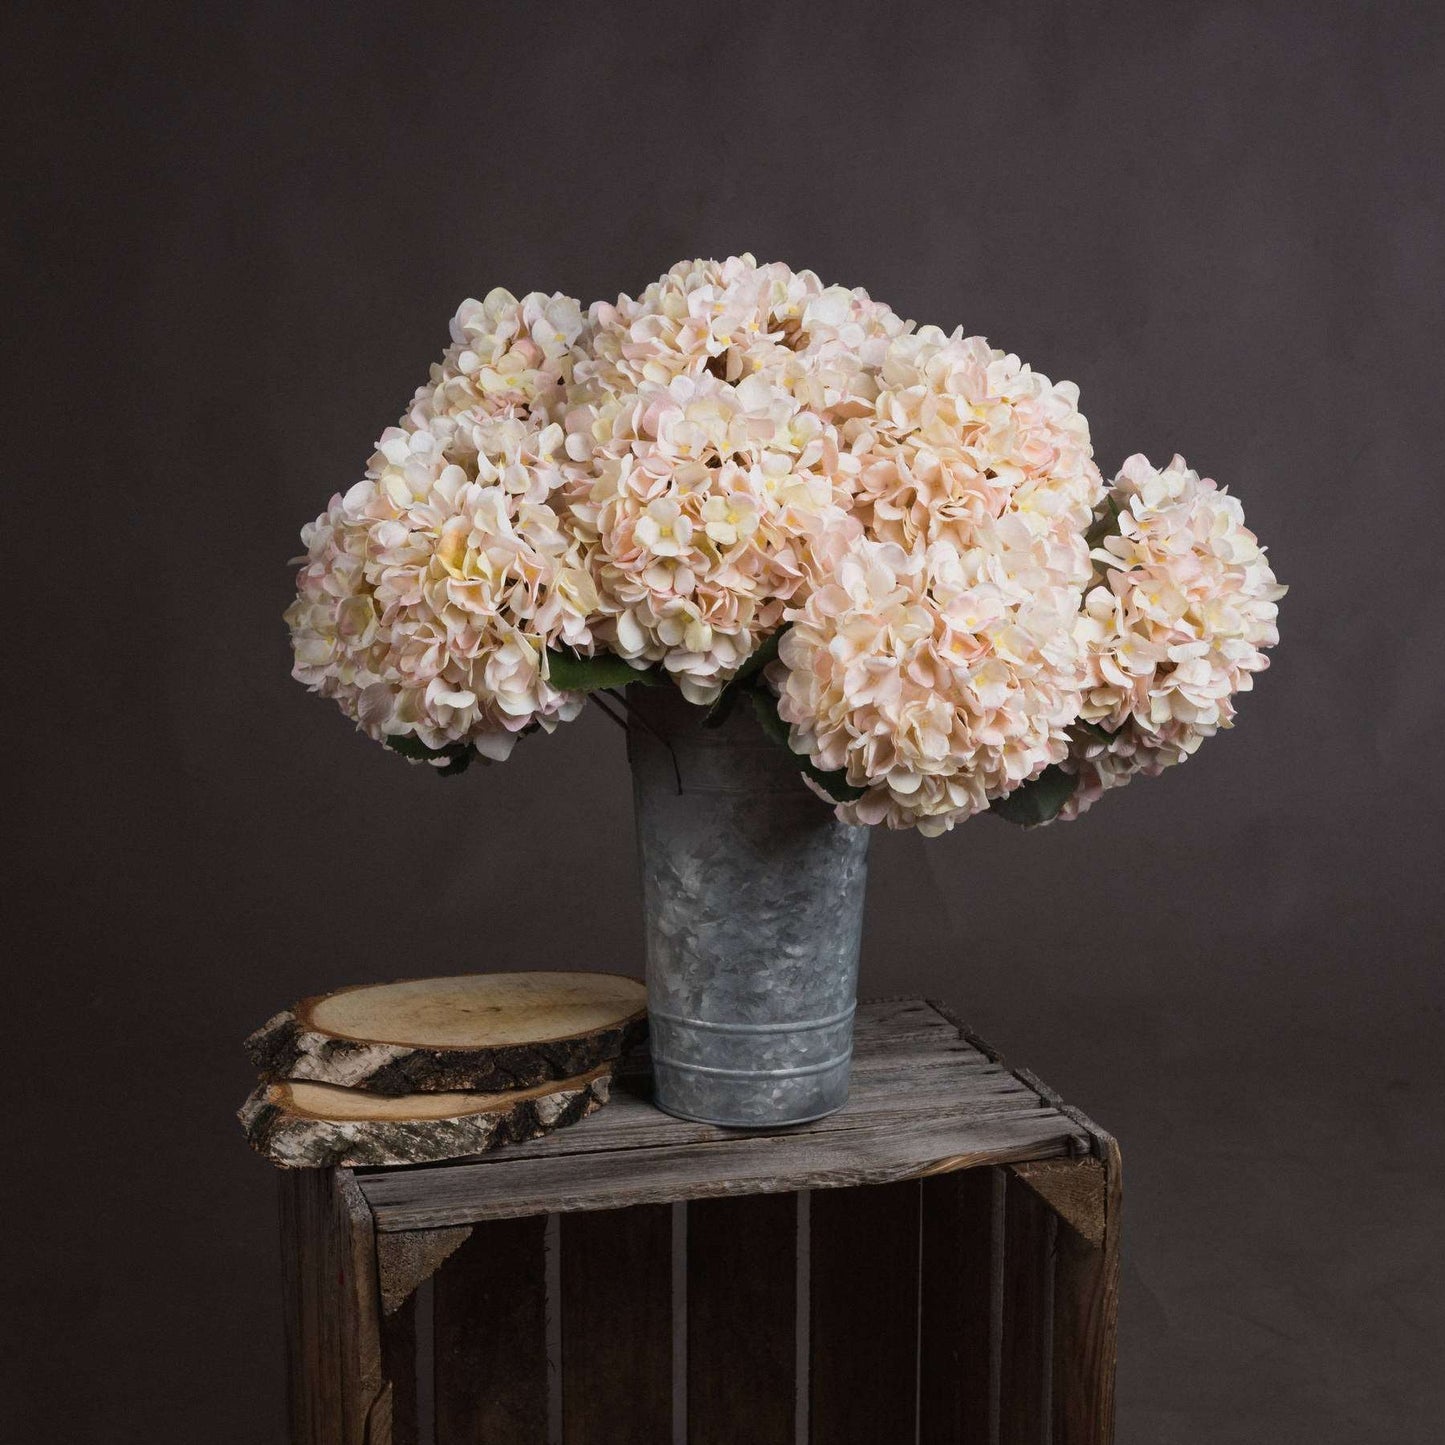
[
  {"left": 245, "top": 970, "right": 647, "bottom": 1095},
  {"left": 239, "top": 1065, "right": 613, "bottom": 1169}
]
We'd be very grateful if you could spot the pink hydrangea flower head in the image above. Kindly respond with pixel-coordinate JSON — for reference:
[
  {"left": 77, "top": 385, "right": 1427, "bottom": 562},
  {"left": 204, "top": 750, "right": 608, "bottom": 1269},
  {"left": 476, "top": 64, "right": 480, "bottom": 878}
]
[
  {"left": 775, "top": 530, "right": 1087, "bottom": 834},
  {"left": 566, "top": 257, "right": 908, "bottom": 702},
  {"left": 1056, "top": 453, "right": 1285, "bottom": 818},
  {"left": 286, "top": 292, "right": 600, "bottom": 761}
]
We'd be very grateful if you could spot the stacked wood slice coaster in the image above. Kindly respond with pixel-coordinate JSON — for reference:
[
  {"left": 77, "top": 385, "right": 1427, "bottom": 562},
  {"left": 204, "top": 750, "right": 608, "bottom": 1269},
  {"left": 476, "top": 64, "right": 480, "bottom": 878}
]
[{"left": 238, "top": 971, "right": 646, "bottom": 1169}]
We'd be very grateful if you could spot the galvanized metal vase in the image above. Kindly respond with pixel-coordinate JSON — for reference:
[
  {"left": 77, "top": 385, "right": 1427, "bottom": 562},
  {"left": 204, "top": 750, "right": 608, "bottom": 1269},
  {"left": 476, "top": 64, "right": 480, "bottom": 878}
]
[{"left": 626, "top": 684, "right": 870, "bottom": 1128}]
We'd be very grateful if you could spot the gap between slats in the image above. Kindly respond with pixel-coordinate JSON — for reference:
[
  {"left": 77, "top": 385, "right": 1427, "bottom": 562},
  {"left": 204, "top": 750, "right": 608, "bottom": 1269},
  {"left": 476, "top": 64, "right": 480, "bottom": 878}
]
[
  {"left": 1000, "top": 1171, "right": 1057, "bottom": 1445},
  {"left": 404, "top": 1166, "right": 1058, "bottom": 1445}
]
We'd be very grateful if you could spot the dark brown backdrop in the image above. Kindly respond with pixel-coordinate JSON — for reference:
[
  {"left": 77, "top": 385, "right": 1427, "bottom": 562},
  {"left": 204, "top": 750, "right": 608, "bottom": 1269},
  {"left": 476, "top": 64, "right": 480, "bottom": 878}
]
[{"left": 6, "top": 2, "right": 1442, "bottom": 1441}]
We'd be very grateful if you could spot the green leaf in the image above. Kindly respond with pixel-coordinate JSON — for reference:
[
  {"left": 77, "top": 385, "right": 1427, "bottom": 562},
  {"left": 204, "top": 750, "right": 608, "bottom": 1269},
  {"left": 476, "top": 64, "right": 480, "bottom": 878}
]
[
  {"left": 705, "top": 625, "right": 790, "bottom": 729},
  {"left": 733, "top": 624, "right": 790, "bottom": 688},
  {"left": 545, "top": 649, "right": 663, "bottom": 693},
  {"left": 384, "top": 734, "right": 475, "bottom": 778},
  {"left": 747, "top": 684, "right": 792, "bottom": 748},
  {"left": 988, "top": 765, "right": 1078, "bottom": 827},
  {"left": 1085, "top": 494, "right": 1123, "bottom": 551},
  {"left": 384, "top": 734, "right": 450, "bottom": 762},
  {"left": 702, "top": 687, "right": 744, "bottom": 730},
  {"left": 1073, "top": 718, "right": 1115, "bottom": 744},
  {"left": 746, "top": 689, "right": 868, "bottom": 805}
]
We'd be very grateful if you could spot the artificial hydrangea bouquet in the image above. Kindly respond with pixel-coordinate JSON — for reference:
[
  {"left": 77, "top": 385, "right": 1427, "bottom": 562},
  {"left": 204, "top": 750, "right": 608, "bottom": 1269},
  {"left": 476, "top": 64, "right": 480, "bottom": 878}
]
[{"left": 287, "top": 256, "right": 1283, "bottom": 834}]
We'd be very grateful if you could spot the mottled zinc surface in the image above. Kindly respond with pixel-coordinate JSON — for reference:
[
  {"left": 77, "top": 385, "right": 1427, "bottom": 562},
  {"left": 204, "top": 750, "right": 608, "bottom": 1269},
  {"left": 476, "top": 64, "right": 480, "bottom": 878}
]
[{"left": 627, "top": 687, "right": 870, "bottom": 1126}]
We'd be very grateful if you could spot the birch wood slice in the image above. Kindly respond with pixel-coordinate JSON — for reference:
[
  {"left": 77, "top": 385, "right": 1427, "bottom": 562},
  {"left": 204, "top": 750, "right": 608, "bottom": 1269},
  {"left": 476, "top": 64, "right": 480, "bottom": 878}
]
[
  {"left": 245, "top": 971, "right": 647, "bottom": 1095},
  {"left": 239, "top": 1066, "right": 613, "bottom": 1169}
]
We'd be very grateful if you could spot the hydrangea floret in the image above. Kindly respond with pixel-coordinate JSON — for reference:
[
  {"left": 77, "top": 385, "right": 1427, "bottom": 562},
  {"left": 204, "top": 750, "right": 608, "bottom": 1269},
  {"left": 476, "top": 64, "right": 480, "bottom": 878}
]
[{"left": 288, "top": 258, "right": 1283, "bottom": 821}]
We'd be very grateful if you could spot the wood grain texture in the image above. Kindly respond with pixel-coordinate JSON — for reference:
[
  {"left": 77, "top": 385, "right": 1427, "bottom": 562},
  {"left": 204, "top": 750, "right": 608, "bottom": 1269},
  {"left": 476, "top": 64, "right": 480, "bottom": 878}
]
[
  {"left": 434, "top": 1216, "right": 548, "bottom": 1445},
  {"left": 242, "top": 1067, "right": 612, "bottom": 1169},
  {"left": 511, "top": 1044, "right": 1038, "bottom": 1163},
  {"left": 376, "top": 1295, "right": 418, "bottom": 1445},
  {"left": 279, "top": 1167, "right": 404, "bottom": 1445},
  {"left": 360, "top": 1111, "right": 1082, "bottom": 1231},
  {"left": 1052, "top": 1137, "right": 1122, "bottom": 1445},
  {"left": 809, "top": 1180, "right": 921, "bottom": 1444},
  {"left": 247, "top": 971, "right": 647, "bottom": 1095},
  {"left": 687, "top": 1193, "right": 797, "bottom": 1445},
  {"left": 919, "top": 1168, "right": 997, "bottom": 1445},
  {"left": 376, "top": 1226, "right": 473, "bottom": 1315},
  {"left": 279, "top": 1169, "right": 340, "bottom": 1443},
  {"left": 923, "top": 996, "right": 1008, "bottom": 1065},
  {"left": 853, "top": 996, "right": 971, "bottom": 1044},
  {"left": 356, "top": 999, "right": 1092, "bottom": 1229},
  {"left": 1013, "top": 1158, "right": 1107, "bottom": 1248},
  {"left": 1000, "top": 1170, "right": 1054, "bottom": 1445},
  {"left": 560, "top": 1204, "right": 673, "bottom": 1445}
]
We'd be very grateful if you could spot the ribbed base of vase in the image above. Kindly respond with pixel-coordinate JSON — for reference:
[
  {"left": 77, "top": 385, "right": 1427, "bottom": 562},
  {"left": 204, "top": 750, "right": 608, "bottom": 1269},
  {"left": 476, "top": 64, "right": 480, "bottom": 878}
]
[
  {"left": 651, "top": 1055, "right": 853, "bottom": 1129},
  {"left": 650, "top": 1096, "right": 849, "bottom": 1130}
]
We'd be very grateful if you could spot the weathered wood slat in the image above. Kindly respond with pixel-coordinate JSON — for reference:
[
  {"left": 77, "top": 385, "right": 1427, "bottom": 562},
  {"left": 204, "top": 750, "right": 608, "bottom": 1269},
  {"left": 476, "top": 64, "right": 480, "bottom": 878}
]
[
  {"left": 434, "top": 1216, "right": 548, "bottom": 1444},
  {"left": 611, "top": 1061, "right": 1026, "bottom": 1116},
  {"left": 486, "top": 1066, "right": 1040, "bottom": 1164},
  {"left": 687, "top": 1193, "right": 797, "bottom": 1445},
  {"left": 350, "top": 999, "right": 1030, "bottom": 1178},
  {"left": 924, "top": 998, "right": 1004, "bottom": 1057},
  {"left": 1000, "top": 1171, "right": 1054, "bottom": 1445},
  {"left": 280, "top": 1168, "right": 404, "bottom": 1445},
  {"left": 616, "top": 1022, "right": 987, "bottom": 1080},
  {"left": 919, "top": 1169, "right": 996, "bottom": 1445},
  {"left": 809, "top": 1180, "right": 921, "bottom": 1443},
  {"left": 1012, "top": 1158, "right": 1106, "bottom": 1247},
  {"left": 1052, "top": 1137, "right": 1122, "bottom": 1445},
  {"left": 608, "top": 997, "right": 954, "bottom": 1067},
  {"left": 598, "top": 1005, "right": 971, "bottom": 1086},
  {"left": 378, "top": 1295, "right": 418, "bottom": 1445},
  {"left": 377, "top": 1226, "right": 473, "bottom": 1315},
  {"left": 560, "top": 1204, "right": 673, "bottom": 1445},
  {"left": 361, "top": 1112, "right": 1087, "bottom": 1231},
  {"left": 279, "top": 1169, "right": 340, "bottom": 1443},
  {"left": 614, "top": 1047, "right": 1004, "bottom": 1103},
  {"left": 854, "top": 997, "right": 967, "bottom": 1043},
  {"left": 617, "top": 1039, "right": 1007, "bottom": 1090},
  {"left": 853, "top": 1055, "right": 979, "bottom": 1088},
  {"left": 851, "top": 1037, "right": 997, "bottom": 1067}
]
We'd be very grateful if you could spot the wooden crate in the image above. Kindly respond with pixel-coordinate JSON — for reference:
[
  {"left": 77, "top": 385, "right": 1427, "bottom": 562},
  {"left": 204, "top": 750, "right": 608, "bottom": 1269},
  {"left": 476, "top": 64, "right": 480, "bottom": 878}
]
[{"left": 278, "top": 998, "right": 1120, "bottom": 1444}]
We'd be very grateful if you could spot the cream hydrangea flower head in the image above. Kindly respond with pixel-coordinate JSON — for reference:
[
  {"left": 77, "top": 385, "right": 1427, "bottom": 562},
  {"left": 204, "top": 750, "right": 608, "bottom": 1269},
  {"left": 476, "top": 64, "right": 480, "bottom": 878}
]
[
  {"left": 411, "top": 287, "right": 584, "bottom": 439},
  {"left": 1056, "top": 453, "right": 1285, "bottom": 818},
  {"left": 565, "top": 256, "right": 908, "bottom": 703},
  {"left": 766, "top": 327, "right": 1107, "bottom": 832},
  {"left": 774, "top": 531, "right": 1087, "bottom": 835},
  {"left": 286, "top": 291, "right": 600, "bottom": 762},
  {"left": 848, "top": 327, "right": 1105, "bottom": 578},
  {"left": 580, "top": 253, "right": 906, "bottom": 400}
]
